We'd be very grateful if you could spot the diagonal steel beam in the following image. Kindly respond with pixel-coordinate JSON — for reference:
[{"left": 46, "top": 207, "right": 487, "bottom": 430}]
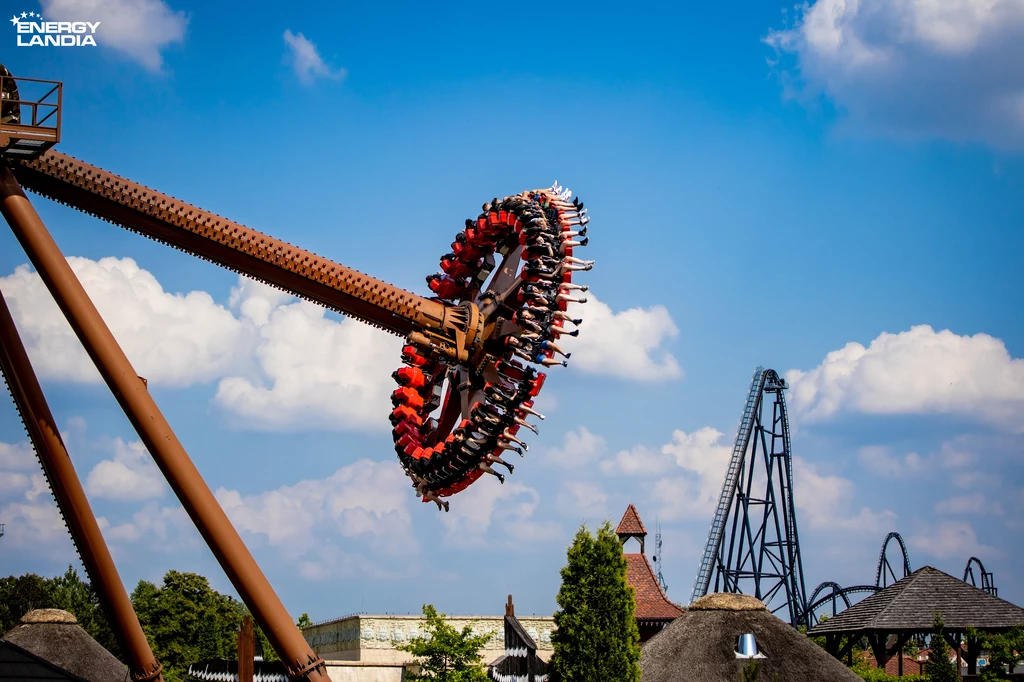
[
  {"left": 0, "top": 162, "right": 330, "bottom": 682},
  {"left": 0, "top": 289, "right": 164, "bottom": 682}
]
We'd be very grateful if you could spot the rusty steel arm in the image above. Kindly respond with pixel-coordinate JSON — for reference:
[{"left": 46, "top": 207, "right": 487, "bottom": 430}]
[
  {"left": 0, "top": 290, "right": 164, "bottom": 682},
  {"left": 12, "top": 151, "right": 453, "bottom": 338},
  {"left": 0, "top": 163, "right": 330, "bottom": 681}
]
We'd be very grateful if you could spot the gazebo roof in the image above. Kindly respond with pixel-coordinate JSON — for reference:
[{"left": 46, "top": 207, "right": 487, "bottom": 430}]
[{"left": 809, "top": 566, "right": 1024, "bottom": 635}]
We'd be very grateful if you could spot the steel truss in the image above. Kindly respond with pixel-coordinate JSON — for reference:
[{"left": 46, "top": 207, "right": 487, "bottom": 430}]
[{"left": 691, "top": 367, "right": 808, "bottom": 626}]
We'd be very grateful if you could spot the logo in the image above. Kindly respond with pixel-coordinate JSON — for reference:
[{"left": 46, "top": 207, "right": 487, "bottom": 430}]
[{"left": 10, "top": 11, "right": 100, "bottom": 47}]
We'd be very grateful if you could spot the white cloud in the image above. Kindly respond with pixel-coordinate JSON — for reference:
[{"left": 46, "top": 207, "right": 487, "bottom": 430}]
[
  {"left": 440, "top": 479, "right": 557, "bottom": 547},
  {"left": 935, "top": 493, "right": 999, "bottom": 516},
  {"left": 41, "top": 0, "right": 187, "bottom": 71},
  {"left": 556, "top": 480, "right": 609, "bottom": 518},
  {"left": 283, "top": 30, "right": 347, "bottom": 85},
  {"left": 543, "top": 427, "right": 606, "bottom": 469},
  {"left": 786, "top": 326, "right": 1024, "bottom": 432},
  {"left": 0, "top": 439, "right": 36, "bottom": 470},
  {"left": 794, "top": 457, "right": 896, "bottom": 534},
  {"left": 214, "top": 280, "right": 404, "bottom": 432},
  {"left": 765, "top": 0, "right": 1024, "bottom": 148},
  {"left": 85, "top": 438, "right": 166, "bottom": 502},
  {"left": 909, "top": 520, "right": 998, "bottom": 560},
  {"left": 98, "top": 502, "right": 197, "bottom": 549},
  {"left": 857, "top": 445, "right": 924, "bottom": 477},
  {"left": 215, "top": 459, "right": 416, "bottom": 559},
  {"left": 1, "top": 258, "right": 249, "bottom": 387},
  {"left": 561, "top": 293, "right": 681, "bottom": 382}
]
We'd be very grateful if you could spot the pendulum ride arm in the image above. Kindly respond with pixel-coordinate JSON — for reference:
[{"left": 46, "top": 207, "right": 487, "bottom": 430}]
[
  {"left": 10, "top": 151, "right": 480, "bottom": 359},
  {"left": 0, "top": 164, "right": 331, "bottom": 682},
  {"left": 0, "top": 291, "right": 164, "bottom": 682}
]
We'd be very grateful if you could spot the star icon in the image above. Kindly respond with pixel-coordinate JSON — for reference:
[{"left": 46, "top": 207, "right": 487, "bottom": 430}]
[
  {"left": 20, "top": 12, "right": 27, "bottom": 17},
  {"left": 9, "top": 15, "right": 19, "bottom": 24},
  {"left": 28, "top": 11, "right": 34, "bottom": 16}
]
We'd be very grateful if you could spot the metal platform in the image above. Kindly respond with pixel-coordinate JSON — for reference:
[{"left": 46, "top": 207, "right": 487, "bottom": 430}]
[{"left": 0, "top": 73, "right": 61, "bottom": 160}]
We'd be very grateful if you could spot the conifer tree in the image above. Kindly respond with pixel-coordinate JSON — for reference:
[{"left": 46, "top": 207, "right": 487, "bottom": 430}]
[
  {"left": 926, "top": 613, "right": 960, "bottom": 682},
  {"left": 549, "top": 522, "right": 641, "bottom": 682}
]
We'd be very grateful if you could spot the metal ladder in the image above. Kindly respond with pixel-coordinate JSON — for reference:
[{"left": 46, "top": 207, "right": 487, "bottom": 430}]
[{"left": 690, "top": 367, "right": 765, "bottom": 604}]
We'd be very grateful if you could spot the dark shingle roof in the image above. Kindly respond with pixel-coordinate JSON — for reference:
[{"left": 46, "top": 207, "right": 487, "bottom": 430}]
[
  {"left": 625, "top": 554, "right": 685, "bottom": 623},
  {"left": 808, "top": 566, "right": 1024, "bottom": 635},
  {"left": 616, "top": 504, "right": 647, "bottom": 537}
]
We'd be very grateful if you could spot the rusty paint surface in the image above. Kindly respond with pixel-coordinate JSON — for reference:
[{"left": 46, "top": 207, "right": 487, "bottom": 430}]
[
  {"left": 0, "top": 289, "right": 164, "bottom": 682},
  {"left": 13, "top": 150, "right": 447, "bottom": 338}
]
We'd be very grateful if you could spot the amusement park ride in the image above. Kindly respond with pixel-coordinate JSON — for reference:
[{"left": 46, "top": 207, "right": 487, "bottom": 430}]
[
  {"left": 0, "top": 68, "right": 591, "bottom": 681},
  {"left": 688, "top": 367, "right": 1002, "bottom": 629}
]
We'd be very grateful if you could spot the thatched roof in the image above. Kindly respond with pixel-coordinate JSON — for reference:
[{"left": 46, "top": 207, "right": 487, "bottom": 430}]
[
  {"left": 640, "top": 593, "right": 861, "bottom": 682},
  {"left": 2, "top": 609, "right": 128, "bottom": 682},
  {"left": 0, "top": 640, "right": 93, "bottom": 682},
  {"left": 809, "top": 566, "right": 1024, "bottom": 636}
]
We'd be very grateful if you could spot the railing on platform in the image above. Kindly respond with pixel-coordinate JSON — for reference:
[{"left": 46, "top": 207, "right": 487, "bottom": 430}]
[{"left": 0, "top": 72, "right": 62, "bottom": 160}]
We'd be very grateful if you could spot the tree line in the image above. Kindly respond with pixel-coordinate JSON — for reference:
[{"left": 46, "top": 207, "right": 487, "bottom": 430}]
[{"left": 0, "top": 566, "right": 282, "bottom": 682}]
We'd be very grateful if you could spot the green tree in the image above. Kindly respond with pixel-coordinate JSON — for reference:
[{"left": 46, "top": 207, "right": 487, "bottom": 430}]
[
  {"left": 925, "top": 614, "right": 959, "bottom": 682},
  {"left": 297, "top": 613, "right": 313, "bottom": 628},
  {"left": 396, "top": 604, "right": 491, "bottom": 681},
  {"left": 549, "top": 522, "right": 641, "bottom": 682},
  {"left": 979, "top": 625, "right": 1024, "bottom": 682}
]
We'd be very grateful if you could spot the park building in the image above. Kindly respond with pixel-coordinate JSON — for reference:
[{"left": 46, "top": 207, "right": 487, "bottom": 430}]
[{"left": 300, "top": 611, "right": 556, "bottom": 666}]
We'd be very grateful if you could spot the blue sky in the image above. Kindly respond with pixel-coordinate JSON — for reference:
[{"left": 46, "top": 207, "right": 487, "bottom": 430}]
[{"left": 1, "top": 0, "right": 1023, "bottom": 625}]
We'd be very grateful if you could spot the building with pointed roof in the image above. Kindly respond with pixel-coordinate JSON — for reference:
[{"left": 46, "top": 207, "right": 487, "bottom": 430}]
[
  {"left": 808, "top": 565, "right": 1024, "bottom": 674},
  {"left": 616, "top": 505, "right": 684, "bottom": 643}
]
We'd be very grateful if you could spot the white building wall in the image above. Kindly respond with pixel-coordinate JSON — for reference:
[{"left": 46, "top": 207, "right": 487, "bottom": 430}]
[{"left": 304, "top": 614, "right": 555, "bottom": 665}]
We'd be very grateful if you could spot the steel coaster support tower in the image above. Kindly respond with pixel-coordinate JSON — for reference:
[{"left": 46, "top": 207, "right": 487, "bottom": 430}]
[{"left": 690, "top": 367, "right": 808, "bottom": 626}]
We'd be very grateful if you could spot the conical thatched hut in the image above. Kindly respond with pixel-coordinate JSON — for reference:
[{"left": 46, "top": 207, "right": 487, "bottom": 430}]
[
  {"left": 1, "top": 609, "right": 128, "bottom": 682},
  {"left": 640, "top": 594, "right": 861, "bottom": 682}
]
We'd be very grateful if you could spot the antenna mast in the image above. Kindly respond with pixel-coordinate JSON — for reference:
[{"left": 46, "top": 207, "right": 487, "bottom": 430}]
[{"left": 654, "top": 520, "right": 667, "bottom": 593}]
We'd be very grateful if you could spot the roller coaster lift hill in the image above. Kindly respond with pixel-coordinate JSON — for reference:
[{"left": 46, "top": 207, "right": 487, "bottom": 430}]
[{"left": 0, "top": 66, "right": 593, "bottom": 681}]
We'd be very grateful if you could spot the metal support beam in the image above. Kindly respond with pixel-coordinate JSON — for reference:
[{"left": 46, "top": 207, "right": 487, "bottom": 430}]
[
  {"left": 0, "top": 290, "right": 163, "bottom": 682},
  {"left": 0, "top": 163, "right": 330, "bottom": 682}
]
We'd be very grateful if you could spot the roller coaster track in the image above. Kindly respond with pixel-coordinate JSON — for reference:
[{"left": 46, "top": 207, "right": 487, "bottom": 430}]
[
  {"left": 964, "top": 556, "right": 998, "bottom": 596},
  {"left": 690, "top": 367, "right": 808, "bottom": 626},
  {"left": 875, "top": 531, "right": 912, "bottom": 588}
]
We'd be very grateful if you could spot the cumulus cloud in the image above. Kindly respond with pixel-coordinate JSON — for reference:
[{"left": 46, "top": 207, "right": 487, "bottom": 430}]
[
  {"left": 98, "top": 502, "right": 197, "bottom": 549},
  {"left": 41, "top": 0, "right": 187, "bottom": 71},
  {"left": 936, "top": 493, "right": 999, "bottom": 516},
  {"left": 283, "top": 30, "right": 347, "bottom": 85},
  {"left": 440, "top": 479, "right": 558, "bottom": 547},
  {"left": 85, "top": 438, "right": 166, "bottom": 502},
  {"left": 214, "top": 279, "right": 404, "bottom": 432},
  {"left": 215, "top": 459, "right": 416, "bottom": 561},
  {"left": 561, "top": 293, "right": 681, "bottom": 382},
  {"left": 857, "top": 445, "right": 925, "bottom": 477},
  {"left": 648, "top": 428, "right": 734, "bottom": 521},
  {"left": 556, "top": 480, "right": 609, "bottom": 518},
  {"left": 794, "top": 456, "right": 896, "bottom": 534},
  {"left": 542, "top": 427, "right": 606, "bottom": 469},
  {"left": 0, "top": 439, "right": 36, "bottom": 470},
  {"left": 909, "top": 520, "right": 998, "bottom": 560},
  {"left": 1, "top": 258, "right": 249, "bottom": 387},
  {"left": 786, "top": 326, "right": 1024, "bottom": 432},
  {"left": 765, "top": 0, "right": 1024, "bottom": 148}
]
